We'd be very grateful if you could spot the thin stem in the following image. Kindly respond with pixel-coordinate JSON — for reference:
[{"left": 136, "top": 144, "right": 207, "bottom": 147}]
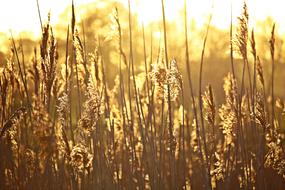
[
  {"left": 198, "top": 8, "right": 213, "bottom": 190},
  {"left": 36, "top": 0, "right": 43, "bottom": 31}
]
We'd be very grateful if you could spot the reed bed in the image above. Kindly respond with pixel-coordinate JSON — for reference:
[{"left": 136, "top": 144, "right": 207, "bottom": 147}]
[{"left": 0, "top": 0, "right": 285, "bottom": 189}]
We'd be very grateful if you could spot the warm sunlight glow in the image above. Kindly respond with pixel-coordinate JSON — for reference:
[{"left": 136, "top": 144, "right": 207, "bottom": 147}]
[
  {"left": 1, "top": 0, "right": 285, "bottom": 189},
  {"left": 0, "top": 0, "right": 94, "bottom": 38},
  {"left": 133, "top": 0, "right": 285, "bottom": 32},
  {"left": 0, "top": 0, "right": 285, "bottom": 36}
]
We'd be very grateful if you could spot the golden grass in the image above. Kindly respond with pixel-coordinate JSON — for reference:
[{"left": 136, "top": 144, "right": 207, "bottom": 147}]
[{"left": 0, "top": 1, "right": 285, "bottom": 189}]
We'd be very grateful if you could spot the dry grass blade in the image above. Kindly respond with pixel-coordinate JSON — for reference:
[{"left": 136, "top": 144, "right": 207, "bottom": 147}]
[{"left": 269, "top": 23, "right": 276, "bottom": 128}]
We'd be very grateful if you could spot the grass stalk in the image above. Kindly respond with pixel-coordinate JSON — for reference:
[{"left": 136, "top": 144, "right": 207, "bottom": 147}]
[{"left": 197, "top": 8, "right": 213, "bottom": 190}]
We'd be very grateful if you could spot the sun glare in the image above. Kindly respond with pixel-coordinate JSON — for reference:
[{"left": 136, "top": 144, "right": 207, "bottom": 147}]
[
  {"left": 1, "top": 0, "right": 285, "bottom": 189},
  {"left": 0, "top": 0, "right": 285, "bottom": 36}
]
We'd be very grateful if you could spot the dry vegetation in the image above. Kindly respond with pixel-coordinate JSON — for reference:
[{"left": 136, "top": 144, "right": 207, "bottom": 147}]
[{"left": 0, "top": 0, "right": 285, "bottom": 189}]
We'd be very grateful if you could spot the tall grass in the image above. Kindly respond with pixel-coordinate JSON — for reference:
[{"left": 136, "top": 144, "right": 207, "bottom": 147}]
[{"left": 0, "top": 1, "right": 285, "bottom": 190}]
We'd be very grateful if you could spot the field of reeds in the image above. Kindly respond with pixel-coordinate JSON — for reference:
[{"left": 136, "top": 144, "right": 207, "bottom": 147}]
[{"left": 0, "top": 0, "right": 285, "bottom": 189}]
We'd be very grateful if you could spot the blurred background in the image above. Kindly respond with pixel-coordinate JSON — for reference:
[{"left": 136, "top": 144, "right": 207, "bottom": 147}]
[{"left": 0, "top": 0, "right": 284, "bottom": 101}]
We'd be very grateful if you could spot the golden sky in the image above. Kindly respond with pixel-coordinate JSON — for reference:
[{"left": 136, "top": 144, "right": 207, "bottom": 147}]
[{"left": 0, "top": 0, "right": 284, "bottom": 37}]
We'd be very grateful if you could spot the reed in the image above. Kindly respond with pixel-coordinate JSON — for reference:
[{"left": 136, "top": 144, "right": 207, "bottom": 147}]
[{"left": 0, "top": 1, "right": 284, "bottom": 189}]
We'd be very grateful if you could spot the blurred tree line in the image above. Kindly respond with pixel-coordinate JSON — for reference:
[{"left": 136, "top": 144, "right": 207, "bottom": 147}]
[{"left": 0, "top": 0, "right": 284, "bottom": 103}]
